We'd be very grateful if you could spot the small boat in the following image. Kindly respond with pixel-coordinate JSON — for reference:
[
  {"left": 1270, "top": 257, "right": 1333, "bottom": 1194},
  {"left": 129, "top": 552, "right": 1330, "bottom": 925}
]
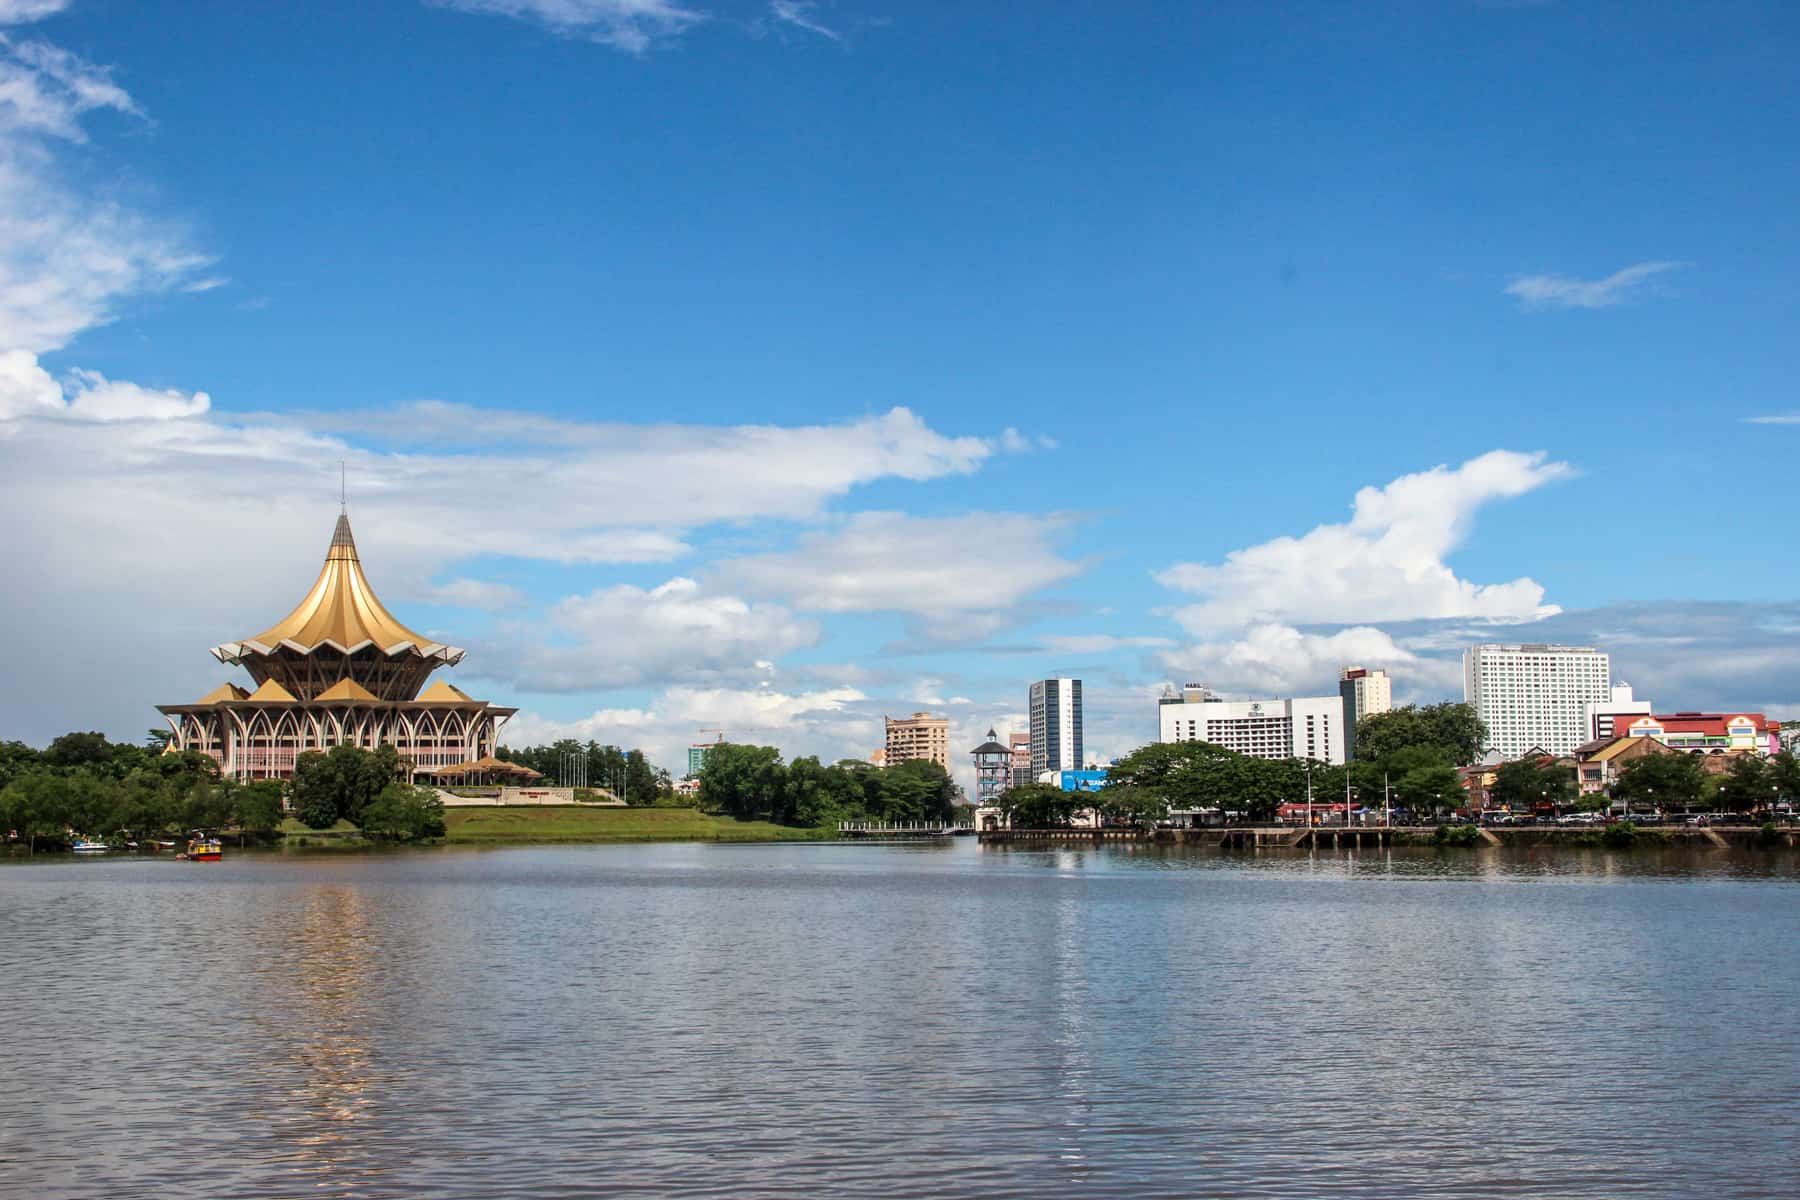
[
  {"left": 72, "top": 839, "right": 110, "bottom": 854},
  {"left": 184, "top": 836, "right": 223, "bottom": 862}
]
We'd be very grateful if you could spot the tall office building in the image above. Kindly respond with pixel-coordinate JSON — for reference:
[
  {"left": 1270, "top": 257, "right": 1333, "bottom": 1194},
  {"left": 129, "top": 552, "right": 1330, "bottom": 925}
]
[
  {"left": 1338, "top": 666, "right": 1392, "bottom": 760},
  {"left": 1463, "top": 644, "right": 1611, "bottom": 759},
  {"left": 884, "top": 712, "right": 950, "bottom": 771},
  {"left": 1029, "top": 678, "right": 1083, "bottom": 775},
  {"left": 1158, "top": 685, "right": 1344, "bottom": 765}
]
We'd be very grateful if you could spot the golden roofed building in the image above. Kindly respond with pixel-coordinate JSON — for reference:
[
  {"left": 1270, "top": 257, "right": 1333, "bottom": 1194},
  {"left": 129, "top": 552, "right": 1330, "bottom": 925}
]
[{"left": 157, "top": 513, "right": 515, "bottom": 780}]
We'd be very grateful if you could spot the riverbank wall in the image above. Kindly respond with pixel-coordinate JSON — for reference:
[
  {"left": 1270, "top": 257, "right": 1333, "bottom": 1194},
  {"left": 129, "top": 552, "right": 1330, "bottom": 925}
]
[{"left": 979, "top": 824, "right": 1799, "bottom": 850}]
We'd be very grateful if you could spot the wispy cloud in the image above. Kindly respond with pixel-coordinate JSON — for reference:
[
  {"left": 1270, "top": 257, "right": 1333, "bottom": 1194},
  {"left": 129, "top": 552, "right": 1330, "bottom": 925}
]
[
  {"left": 0, "top": 2, "right": 71, "bottom": 28},
  {"left": 430, "top": 0, "right": 705, "bottom": 54},
  {"left": 769, "top": 1, "right": 841, "bottom": 42},
  {"left": 1504, "top": 261, "right": 1685, "bottom": 310},
  {"left": 1742, "top": 413, "right": 1800, "bottom": 426}
]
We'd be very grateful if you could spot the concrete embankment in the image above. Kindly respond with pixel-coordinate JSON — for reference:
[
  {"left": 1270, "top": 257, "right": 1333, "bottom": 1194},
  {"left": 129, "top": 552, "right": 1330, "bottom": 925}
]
[{"left": 979, "top": 824, "right": 1797, "bottom": 849}]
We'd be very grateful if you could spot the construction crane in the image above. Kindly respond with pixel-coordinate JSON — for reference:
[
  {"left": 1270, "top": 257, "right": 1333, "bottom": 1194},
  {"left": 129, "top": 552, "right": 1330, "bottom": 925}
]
[{"left": 697, "top": 728, "right": 725, "bottom": 745}]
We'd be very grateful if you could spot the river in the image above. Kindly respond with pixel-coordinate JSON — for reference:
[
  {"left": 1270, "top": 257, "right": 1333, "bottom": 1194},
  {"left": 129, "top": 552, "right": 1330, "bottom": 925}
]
[{"left": 2, "top": 840, "right": 1796, "bottom": 1199}]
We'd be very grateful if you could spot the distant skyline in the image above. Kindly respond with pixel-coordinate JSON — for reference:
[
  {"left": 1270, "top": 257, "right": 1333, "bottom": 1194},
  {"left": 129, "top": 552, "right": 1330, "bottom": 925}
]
[{"left": 3, "top": 1, "right": 1797, "bottom": 789}]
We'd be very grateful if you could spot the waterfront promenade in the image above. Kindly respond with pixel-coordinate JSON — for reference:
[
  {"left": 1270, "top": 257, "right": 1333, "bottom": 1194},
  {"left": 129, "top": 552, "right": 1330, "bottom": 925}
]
[{"left": 980, "top": 823, "right": 1798, "bottom": 849}]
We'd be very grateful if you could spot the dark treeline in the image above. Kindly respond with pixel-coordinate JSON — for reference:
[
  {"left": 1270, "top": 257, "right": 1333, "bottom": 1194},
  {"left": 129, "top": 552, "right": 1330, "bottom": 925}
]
[
  {"left": 496, "top": 740, "right": 675, "bottom": 803},
  {"left": 1, "top": 732, "right": 448, "bottom": 849},
  {"left": 698, "top": 745, "right": 958, "bottom": 827},
  {"left": 0, "top": 731, "right": 282, "bottom": 850}
]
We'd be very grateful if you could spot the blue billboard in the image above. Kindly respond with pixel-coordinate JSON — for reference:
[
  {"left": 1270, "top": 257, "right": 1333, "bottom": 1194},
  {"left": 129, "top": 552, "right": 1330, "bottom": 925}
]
[{"left": 1057, "top": 769, "right": 1109, "bottom": 793}]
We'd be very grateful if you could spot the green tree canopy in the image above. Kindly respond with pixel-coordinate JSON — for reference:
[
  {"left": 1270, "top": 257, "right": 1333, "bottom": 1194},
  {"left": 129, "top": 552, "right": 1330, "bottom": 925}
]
[
  {"left": 1354, "top": 703, "right": 1488, "bottom": 766},
  {"left": 1611, "top": 752, "right": 1706, "bottom": 811},
  {"left": 289, "top": 743, "right": 408, "bottom": 829},
  {"left": 1489, "top": 758, "right": 1575, "bottom": 811}
]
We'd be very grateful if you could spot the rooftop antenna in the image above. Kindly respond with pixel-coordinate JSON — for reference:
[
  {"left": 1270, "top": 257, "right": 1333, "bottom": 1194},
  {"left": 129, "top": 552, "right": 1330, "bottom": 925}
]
[{"left": 339, "top": 460, "right": 347, "bottom": 514}]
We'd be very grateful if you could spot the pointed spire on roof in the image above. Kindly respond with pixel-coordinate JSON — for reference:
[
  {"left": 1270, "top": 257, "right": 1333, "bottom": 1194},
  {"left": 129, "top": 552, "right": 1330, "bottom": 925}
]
[{"left": 330, "top": 512, "right": 356, "bottom": 557}]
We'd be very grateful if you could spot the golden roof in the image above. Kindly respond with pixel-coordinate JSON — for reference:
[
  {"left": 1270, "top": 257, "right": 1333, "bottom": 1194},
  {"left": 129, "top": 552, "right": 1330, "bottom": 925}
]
[
  {"left": 212, "top": 515, "right": 464, "bottom": 666},
  {"left": 316, "top": 677, "right": 380, "bottom": 702},
  {"left": 246, "top": 678, "right": 298, "bottom": 703},
  {"left": 416, "top": 679, "right": 474, "bottom": 703},
  {"left": 195, "top": 682, "right": 250, "bottom": 704}
]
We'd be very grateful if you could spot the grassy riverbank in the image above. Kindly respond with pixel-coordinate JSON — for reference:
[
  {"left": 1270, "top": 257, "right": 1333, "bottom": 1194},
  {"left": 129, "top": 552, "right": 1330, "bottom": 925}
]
[{"left": 441, "top": 805, "right": 828, "bottom": 844}]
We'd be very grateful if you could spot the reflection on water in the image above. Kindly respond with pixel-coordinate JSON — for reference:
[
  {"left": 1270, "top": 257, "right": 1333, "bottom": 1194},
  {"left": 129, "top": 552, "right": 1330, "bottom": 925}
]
[{"left": 2, "top": 841, "right": 1797, "bottom": 1199}]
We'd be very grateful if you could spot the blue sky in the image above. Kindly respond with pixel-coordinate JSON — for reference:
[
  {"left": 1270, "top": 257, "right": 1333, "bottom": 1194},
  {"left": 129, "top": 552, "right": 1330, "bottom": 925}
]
[{"left": 3, "top": 0, "right": 1797, "bottom": 780}]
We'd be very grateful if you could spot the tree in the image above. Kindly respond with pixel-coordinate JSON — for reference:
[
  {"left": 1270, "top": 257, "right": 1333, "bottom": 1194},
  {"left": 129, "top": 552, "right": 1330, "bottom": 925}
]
[
  {"left": 232, "top": 780, "right": 286, "bottom": 835},
  {"left": 786, "top": 756, "right": 863, "bottom": 828},
  {"left": 289, "top": 743, "right": 407, "bottom": 829},
  {"left": 1003, "top": 783, "right": 1085, "bottom": 828},
  {"left": 1715, "top": 754, "right": 1772, "bottom": 816},
  {"left": 1355, "top": 703, "right": 1488, "bottom": 766},
  {"left": 0, "top": 741, "right": 38, "bottom": 791},
  {"left": 1097, "top": 785, "right": 1169, "bottom": 829},
  {"left": 1395, "top": 766, "right": 1464, "bottom": 815},
  {"left": 624, "top": 748, "right": 659, "bottom": 806},
  {"left": 698, "top": 743, "right": 786, "bottom": 821},
  {"left": 1611, "top": 752, "right": 1706, "bottom": 811},
  {"left": 1769, "top": 752, "right": 1800, "bottom": 807},
  {"left": 145, "top": 728, "right": 174, "bottom": 750},
  {"left": 358, "top": 783, "right": 447, "bottom": 841},
  {"left": 1489, "top": 759, "right": 1574, "bottom": 812}
]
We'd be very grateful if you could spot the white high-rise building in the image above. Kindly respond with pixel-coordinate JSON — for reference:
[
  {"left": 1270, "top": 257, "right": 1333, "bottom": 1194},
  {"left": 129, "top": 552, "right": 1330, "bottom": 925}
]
[
  {"left": 1463, "top": 644, "right": 1611, "bottom": 759},
  {"left": 1029, "top": 678, "right": 1083, "bottom": 775},
  {"left": 1157, "top": 685, "right": 1344, "bottom": 765},
  {"left": 1581, "top": 683, "right": 1655, "bottom": 743}
]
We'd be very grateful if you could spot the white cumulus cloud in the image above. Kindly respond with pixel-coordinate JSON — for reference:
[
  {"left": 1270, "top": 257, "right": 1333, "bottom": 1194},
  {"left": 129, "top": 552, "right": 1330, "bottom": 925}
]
[
  {"left": 501, "top": 577, "right": 819, "bottom": 692},
  {"left": 1157, "top": 450, "right": 1571, "bottom": 634},
  {"left": 721, "top": 511, "right": 1086, "bottom": 639}
]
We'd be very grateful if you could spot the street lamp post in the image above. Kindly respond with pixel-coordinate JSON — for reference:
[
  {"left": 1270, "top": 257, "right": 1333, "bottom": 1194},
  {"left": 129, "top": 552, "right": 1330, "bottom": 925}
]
[{"left": 1306, "top": 763, "right": 1314, "bottom": 831}]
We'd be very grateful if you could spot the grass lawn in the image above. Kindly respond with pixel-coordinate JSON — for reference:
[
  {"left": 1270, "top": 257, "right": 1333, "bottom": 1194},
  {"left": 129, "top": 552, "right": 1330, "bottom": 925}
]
[
  {"left": 441, "top": 806, "right": 828, "bottom": 844},
  {"left": 277, "top": 816, "right": 361, "bottom": 836}
]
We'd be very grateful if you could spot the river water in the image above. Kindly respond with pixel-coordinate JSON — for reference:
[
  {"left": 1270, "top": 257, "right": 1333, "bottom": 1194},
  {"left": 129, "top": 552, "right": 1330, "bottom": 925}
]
[{"left": 2, "top": 840, "right": 1796, "bottom": 1199}]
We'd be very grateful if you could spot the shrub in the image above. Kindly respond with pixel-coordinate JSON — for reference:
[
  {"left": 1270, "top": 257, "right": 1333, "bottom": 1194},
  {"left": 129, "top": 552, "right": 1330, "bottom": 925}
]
[{"left": 1601, "top": 820, "right": 1637, "bottom": 848}]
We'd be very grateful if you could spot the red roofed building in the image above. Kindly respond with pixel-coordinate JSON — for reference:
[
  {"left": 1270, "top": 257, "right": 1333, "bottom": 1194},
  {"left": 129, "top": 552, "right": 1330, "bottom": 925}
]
[{"left": 1618, "top": 713, "right": 1781, "bottom": 756}]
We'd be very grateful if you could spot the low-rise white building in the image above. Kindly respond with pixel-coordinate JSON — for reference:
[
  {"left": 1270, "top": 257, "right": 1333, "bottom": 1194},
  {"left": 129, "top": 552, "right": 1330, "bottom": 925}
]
[{"left": 1157, "top": 686, "right": 1345, "bottom": 765}]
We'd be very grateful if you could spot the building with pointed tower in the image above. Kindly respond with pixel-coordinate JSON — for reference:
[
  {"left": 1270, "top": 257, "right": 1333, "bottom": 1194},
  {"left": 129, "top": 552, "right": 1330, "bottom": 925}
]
[{"left": 156, "top": 513, "right": 515, "bottom": 781}]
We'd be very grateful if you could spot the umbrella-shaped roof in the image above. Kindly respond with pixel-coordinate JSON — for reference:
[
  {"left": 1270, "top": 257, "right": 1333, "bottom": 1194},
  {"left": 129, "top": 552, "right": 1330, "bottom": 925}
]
[{"left": 212, "top": 515, "right": 464, "bottom": 666}]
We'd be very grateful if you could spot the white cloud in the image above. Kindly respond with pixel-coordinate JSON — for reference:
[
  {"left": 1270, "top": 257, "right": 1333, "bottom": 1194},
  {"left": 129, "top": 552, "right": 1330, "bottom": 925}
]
[
  {"left": 428, "top": 577, "right": 529, "bottom": 614},
  {"left": 769, "top": 1, "right": 840, "bottom": 42},
  {"left": 1157, "top": 450, "right": 1571, "bottom": 633},
  {"left": 1742, "top": 414, "right": 1800, "bottom": 426},
  {"left": 501, "top": 684, "right": 872, "bottom": 773},
  {"left": 1040, "top": 634, "right": 1176, "bottom": 655},
  {"left": 721, "top": 511, "right": 1086, "bottom": 637},
  {"left": 0, "top": 3, "right": 70, "bottom": 26},
  {"left": 502, "top": 577, "right": 818, "bottom": 691},
  {"left": 0, "top": 38, "right": 213, "bottom": 354},
  {"left": 1504, "top": 261, "right": 1684, "bottom": 310},
  {"left": 432, "top": 0, "right": 704, "bottom": 54},
  {"left": 1158, "top": 623, "right": 1456, "bottom": 700}
]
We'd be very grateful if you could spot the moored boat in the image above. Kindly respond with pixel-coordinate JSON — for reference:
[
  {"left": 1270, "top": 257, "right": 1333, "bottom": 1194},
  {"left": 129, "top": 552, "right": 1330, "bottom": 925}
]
[{"left": 72, "top": 838, "right": 110, "bottom": 854}]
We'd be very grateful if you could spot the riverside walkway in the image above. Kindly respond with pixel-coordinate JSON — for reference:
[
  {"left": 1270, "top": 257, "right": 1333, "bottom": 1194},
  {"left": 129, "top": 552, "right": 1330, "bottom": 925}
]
[{"left": 979, "top": 824, "right": 1795, "bottom": 849}]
